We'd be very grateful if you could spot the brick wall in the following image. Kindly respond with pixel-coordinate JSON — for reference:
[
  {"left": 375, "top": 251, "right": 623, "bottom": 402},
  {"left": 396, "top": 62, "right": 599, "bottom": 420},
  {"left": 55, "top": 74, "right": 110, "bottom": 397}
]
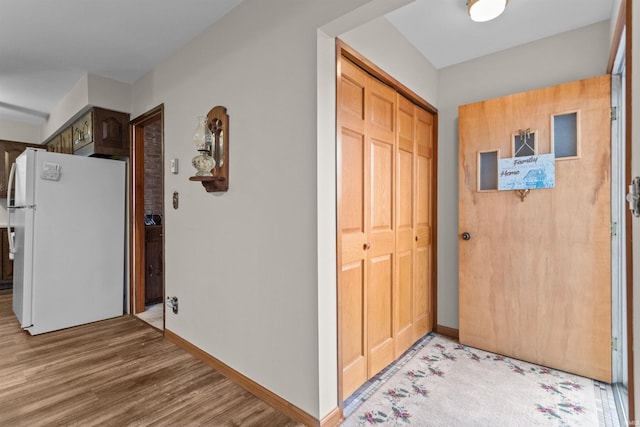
[{"left": 144, "top": 121, "right": 163, "bottom": 216}]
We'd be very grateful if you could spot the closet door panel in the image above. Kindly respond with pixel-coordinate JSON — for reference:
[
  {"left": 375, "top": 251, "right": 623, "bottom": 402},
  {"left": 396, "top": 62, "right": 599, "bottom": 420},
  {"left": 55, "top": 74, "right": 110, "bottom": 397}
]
[
  {"left": 341, "top": 261, "right": 367, "bottom": 398},
  {"left": 366, "top": 76, "right": 396, "bottom": 376},
  {"left": 341, "top": 130, "right": 366, "bottom": 236},
  {"left": 338, "top": 59, "right": 369, "bottom": 399},
  {"left": 367, "top": 254, "right": 394, "bottom": 376},
  {"left": 338, "top": 54, "right": 436, "bottom": 400},
  {"left": 395, "top": 96, "right": 415, "bottom": 355},
  {"left": 414, "top": 108, "right": 434, "bottom": 338}
]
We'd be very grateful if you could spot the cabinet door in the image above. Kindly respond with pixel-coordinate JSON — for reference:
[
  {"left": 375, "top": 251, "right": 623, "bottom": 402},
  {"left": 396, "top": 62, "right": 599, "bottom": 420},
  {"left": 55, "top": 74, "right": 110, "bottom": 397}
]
[
  {"left": 0, "top": 141, "right": 41, "bottom": 195},
  {"left": 47, "top": 135, "right": 62, "bottom": 152},
  {"left": 0, "top": 142, "right": 12, "bottom": 194},
  {"left": 93, "top": 107, "right": 130, "bottom": 157},
  {"left": 72, "top": 110, "right": 93, "bottom": 153},
  {"left": 61, "top": 128, "right": 73, "bottom": 154},
  {"left": 1, "top": 229, "right": 12, "bottom": 282}
]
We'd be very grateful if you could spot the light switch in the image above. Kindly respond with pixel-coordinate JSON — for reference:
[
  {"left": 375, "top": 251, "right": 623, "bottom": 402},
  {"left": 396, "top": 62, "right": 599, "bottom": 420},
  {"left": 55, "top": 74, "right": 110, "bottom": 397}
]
[{"left": 170, "top": 158, "right": 179, "bottom": 174}]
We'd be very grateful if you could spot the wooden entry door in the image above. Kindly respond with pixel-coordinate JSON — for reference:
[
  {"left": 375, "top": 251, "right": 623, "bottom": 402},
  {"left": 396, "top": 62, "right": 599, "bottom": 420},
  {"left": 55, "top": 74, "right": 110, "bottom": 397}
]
[{"left": 458, "top": 75, "right": 612, "bottom": 382}]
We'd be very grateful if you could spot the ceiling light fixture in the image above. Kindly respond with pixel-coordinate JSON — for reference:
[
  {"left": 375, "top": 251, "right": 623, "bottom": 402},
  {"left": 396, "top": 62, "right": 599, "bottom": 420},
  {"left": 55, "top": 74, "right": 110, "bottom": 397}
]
[{"left": 468, "top": 0, "right": 508, "bottom": 22}]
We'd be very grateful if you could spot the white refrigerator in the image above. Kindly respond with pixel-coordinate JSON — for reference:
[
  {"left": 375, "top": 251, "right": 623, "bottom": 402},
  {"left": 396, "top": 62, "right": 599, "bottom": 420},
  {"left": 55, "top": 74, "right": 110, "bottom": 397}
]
[{"left": 7, "top": 148, "right": 126, "bottom": 335}]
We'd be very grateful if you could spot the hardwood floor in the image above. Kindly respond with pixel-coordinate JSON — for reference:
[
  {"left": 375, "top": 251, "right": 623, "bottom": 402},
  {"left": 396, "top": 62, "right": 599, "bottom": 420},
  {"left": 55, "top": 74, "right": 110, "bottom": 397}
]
[{"left": 0, "top": 291, "right": 301, "bottom": 426}]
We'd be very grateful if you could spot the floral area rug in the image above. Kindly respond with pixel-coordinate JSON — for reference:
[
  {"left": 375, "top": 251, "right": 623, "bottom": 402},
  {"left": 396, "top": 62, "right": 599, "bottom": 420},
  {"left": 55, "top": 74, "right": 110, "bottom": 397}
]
[{"left": 342, "top": 334, "right": 616, "bottom": 426}]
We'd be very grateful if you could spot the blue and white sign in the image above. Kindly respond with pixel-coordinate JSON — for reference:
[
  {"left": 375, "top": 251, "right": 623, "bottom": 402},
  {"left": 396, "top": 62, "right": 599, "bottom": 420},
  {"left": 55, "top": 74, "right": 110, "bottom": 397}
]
[{"left": 498, "top": 154, "right": 555, "bottom": 190}]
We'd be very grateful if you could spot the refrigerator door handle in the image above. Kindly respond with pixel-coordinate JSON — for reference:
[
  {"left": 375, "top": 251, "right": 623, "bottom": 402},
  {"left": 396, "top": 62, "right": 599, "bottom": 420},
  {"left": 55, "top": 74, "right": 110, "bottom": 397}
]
[{"left": 7, "top": 162, "right": 15, "bottom": 259}]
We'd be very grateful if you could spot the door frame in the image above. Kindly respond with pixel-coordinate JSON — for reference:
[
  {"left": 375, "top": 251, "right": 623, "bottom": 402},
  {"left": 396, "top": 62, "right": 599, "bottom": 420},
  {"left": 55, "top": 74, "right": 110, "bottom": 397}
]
[
  {"left": 129, "top": 104, "right": 165, "bottom": 317},
  {"left": 607, "top": 0, "right": 634, "bottom": 421},
  {"left": 335, "top": 39, "right": 439, "bottom": 403}
]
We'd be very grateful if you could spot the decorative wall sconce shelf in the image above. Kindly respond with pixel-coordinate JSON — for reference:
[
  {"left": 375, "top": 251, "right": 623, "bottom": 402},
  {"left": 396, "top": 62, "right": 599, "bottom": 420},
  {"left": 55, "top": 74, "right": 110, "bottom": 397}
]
[
  {"left": 189, "top": 175, "right": 228, "bottom": 192},
  {"left": 189, "top": 105, "right": 229, "bottom": 192}
]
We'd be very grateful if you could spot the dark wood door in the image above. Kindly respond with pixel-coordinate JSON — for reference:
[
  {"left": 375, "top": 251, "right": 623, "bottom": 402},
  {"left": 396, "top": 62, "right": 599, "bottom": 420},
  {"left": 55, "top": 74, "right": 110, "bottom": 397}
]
[
  {"left": 0, "top": 140, "right": 41, "bottom": 195},
  {"left": 144, "top": 225, "right": 163, "bottom": 305}
]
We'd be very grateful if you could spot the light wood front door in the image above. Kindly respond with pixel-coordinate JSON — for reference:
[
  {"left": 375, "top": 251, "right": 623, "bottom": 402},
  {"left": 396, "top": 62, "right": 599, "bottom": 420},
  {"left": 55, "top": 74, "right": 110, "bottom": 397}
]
[{"left": 458, "top": 75, "right": 612, "bottom": 382}]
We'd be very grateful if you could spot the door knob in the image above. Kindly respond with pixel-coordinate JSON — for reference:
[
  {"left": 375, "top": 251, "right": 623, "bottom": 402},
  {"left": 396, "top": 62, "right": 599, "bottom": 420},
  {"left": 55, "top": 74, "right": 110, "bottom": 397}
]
[{"left": 461, "top": 232, "right": 471, "bottom": 241}]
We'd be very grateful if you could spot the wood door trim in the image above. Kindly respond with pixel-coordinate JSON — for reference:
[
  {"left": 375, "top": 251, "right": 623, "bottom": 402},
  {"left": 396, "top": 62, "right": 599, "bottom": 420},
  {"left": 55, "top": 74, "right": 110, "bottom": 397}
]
[
  {"left": 606, "top": 1, "right": 634, "bottom": 419},
  {"left": 335, "top": 40, "right": 344, "bottom": 406},
  {"left": 130, "top": 104, "right": 164, "bottom": 317},
  {"left": 607, "top": 1, "right": 627, "bottom": 74},
  {"left": 435, "top": 325, "right": 459, "bottom": 340}
]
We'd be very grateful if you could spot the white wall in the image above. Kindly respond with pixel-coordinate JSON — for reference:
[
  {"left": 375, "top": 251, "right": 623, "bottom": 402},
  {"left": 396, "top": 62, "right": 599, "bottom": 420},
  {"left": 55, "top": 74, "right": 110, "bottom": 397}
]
[
  {"left": 339, "top": 16, "right": 438, "bottom": 106},
  {"left": 42, "top": 73, "right": 131, "bottom": 142},
  {"left": 87, "top": 74, "right": 132, "bottom": 116},
  {"left": 0, "top": 119, "right": 41, "bottom": 144},
  {"left": 0, "top": 120, "right": 42, "bottom": 226},
  {"left": 316, "top": 29, "right": 338, "bottom": 418},
  {"left": 129, "top": 0, "right": 405, "bottom": 419},
  {"left": 42, "top": 74, "right": 90, "bottom": 141},
  {"left": 437, "top": 21, "right": 610, "bottom": 328}
]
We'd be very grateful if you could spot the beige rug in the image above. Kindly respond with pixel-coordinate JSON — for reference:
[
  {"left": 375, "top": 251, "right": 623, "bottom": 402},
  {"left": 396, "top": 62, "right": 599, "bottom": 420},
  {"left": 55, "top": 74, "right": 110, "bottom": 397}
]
[{"left": 342, "top": 334, "right": 616, "bottom": 426}]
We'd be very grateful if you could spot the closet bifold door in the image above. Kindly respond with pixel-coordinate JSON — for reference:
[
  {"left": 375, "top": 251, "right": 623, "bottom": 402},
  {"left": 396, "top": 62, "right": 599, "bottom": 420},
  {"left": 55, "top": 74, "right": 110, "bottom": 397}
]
[
  {"left": 413, "top": 105, "right": 434, "bottom": 340},
  {"left": 365, "top": 70, "right": 396, "bottom": 379},
  {"left": 338, "top": 58, "right": 369, "bottom": 400},
  {"left": 338, "top": 58, "right": 397, "bottom": 398},
  {"left": 394, "top": 96, "right": 434, "bottom": 355},
  {"left": 394, "top": 95, "right": 416, "bottom": 356},
  {"left": 338, "top": 56, "right": 435, "bottom": 401}
]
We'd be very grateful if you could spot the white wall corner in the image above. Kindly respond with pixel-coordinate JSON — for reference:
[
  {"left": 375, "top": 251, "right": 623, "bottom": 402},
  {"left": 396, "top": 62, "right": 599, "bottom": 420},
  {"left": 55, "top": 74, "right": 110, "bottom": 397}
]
[
  {"left": 0, "top": 119, "right": 42, "bottom": 144},
  {"left": 320, "top": 0, "right": 414, "bottom": 37},
  {"left": 42, "top": 74, "right": 90, "bottom": 141},
  {"left": 87, "top": 74, "right": 132, "bottom": 114}
]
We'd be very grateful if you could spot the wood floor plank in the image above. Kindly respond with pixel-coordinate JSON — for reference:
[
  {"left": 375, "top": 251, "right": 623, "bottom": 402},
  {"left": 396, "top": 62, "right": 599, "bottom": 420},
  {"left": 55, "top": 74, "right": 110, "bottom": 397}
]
[{"left": 0, "top": 292, "right": 302, "bottom": 426}]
